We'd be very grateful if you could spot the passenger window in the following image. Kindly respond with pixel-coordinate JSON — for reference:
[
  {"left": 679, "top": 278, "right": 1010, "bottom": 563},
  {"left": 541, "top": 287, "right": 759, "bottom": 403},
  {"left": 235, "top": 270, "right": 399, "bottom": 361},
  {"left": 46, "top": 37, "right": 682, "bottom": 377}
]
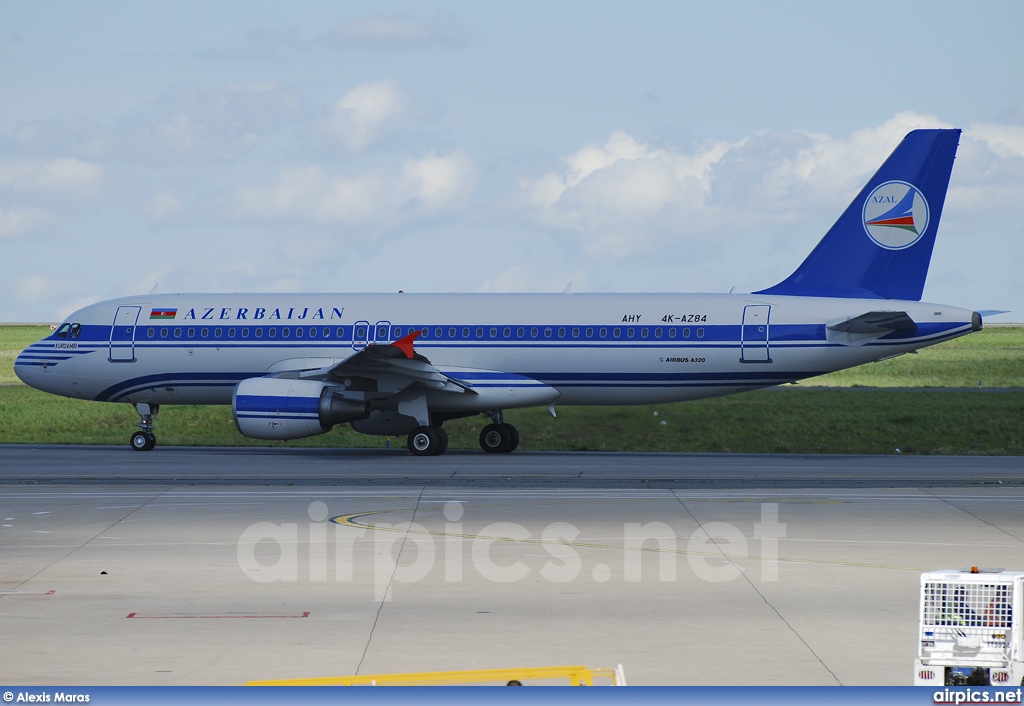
[
  {"left": 654, "top": 328, "right": 662, "bottom": 338},
  {"left": 174, "top": 328, "right": 182, "bottom": 338},
  {"left": 187, "top": 327, "right": 195, "bottom": 338},
  {"left": 449, "top": 328, "right": 456, "bottom": 338},
  {"left": 201, "top": 328, "right": 209, "bottom": 338},
  {"left": 336, "top": 327, "right": 344, "bottom": 338},
  {"left": 475, "top": 327, "right": 483, "bottom": 338},
  {"left": 161, "top": 328, "right": 168, "bottom": 338},
  {"left": 490, "top": 327, "right": 497, "bottom": 338},
  {"left": 544, "top": 327, "right": 552, "bottom": 338},
  {"left": 613, "top": 328, "right": 621, "bottom": 338},
  {"left": 599, "top": 328, "right": 607, "bottom": 338},
  {"left": 531, "top": 327, "right": 538, "bottom": 337},
  {"left": 697, "top": 327, "right": 705, "bottom": 339},
  {"left": 627, "top": 328, "right": 634, "bottom": 338},
  {"left": 640, "top": 328, "right": 648, "bottom": 338},
  {"left": 309, "top": 327, "right": 316, "bottom": 338},
  {"left": 585, "top": 328, "right": 593, "bottom": 338},
  {"left": 215, "top": 328, "right": 223, "bottom": 338},
  {"left": 517, "top": 327, "right": 524, "bottom": 338},
  {"left": 503, "top": 327, "right": 511, "bottom": 338},
  {"left": 255, "top": 328, "right": 262, "bottom": 338},
  {"left": 241, "top": 328, "right": 249, "bottom": 338},
  {"left": 462, "top": 327, "right": 470, "bottom": 338},
  {"left": 323, "top": 328, "right": 330, "bottom": 338},
  {"left": 572, "top": 328, "right": 580, "bottom": 338},
  {"left": 683, "top": 328, "right": 690, "bottom": 338},
  {"left": 294, "top": 328, "right": 302, "bottom": 338},
  {"left": 228, "top": 328, "right": 236, "bottom": 338},
  {"left": 668, "top": 328, "right": 676, "bottom": 338},
  {"left": 147, "top": 328, "right": 155, "bottom": 338},
  {"left": 268, "top": 328, "right": 276, "bottom": 338},
  {"left": 435, "top": 327, "right": 442, "bottom": 338},
  {"left": 557, "top": 327, "right": 566, "bottom": 338}
]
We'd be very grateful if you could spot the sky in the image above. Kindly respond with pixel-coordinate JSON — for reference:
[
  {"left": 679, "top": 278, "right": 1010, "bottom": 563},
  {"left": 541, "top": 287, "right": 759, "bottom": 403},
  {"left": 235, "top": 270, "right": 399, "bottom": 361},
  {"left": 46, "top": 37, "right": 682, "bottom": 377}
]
[{"left": 2, "top": 1, "right": 1023, "bottom": 322}]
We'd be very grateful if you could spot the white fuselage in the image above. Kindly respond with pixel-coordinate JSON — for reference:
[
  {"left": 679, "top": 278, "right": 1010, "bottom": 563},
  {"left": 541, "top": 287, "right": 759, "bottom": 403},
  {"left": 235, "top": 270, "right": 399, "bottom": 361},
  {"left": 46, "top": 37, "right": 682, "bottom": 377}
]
[{"left": 15, "top": 292, "right": 977, "bottom": 409}]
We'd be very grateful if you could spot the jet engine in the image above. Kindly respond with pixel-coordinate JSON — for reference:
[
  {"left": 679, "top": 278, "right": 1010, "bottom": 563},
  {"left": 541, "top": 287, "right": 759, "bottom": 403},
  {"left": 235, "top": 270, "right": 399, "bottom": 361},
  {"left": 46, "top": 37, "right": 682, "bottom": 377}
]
[{"left": 232, "top": 377, "right": 369, "bottom": 440}]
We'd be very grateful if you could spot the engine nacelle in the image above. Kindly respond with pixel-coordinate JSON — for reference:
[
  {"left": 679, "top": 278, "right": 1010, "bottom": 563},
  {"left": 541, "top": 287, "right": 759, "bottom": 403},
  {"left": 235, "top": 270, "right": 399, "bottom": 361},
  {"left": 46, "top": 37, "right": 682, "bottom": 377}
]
[{"left": 233, "top": 377, "right": 369, "bottom": 440}]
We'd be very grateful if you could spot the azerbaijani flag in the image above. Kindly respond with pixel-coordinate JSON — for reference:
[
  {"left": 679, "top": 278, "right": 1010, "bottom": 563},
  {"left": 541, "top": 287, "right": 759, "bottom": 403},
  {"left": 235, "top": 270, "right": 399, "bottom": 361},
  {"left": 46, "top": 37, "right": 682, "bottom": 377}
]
[{"left": 150, "top": 308, "right": 177, "bottom": 319}]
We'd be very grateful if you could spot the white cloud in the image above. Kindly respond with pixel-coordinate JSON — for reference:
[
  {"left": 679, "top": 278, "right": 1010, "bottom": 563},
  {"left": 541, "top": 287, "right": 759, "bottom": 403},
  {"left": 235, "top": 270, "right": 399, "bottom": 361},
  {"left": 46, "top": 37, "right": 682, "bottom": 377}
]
[
  {"left": 514, "top": 112, "right": 1021, "bottom": 263},
  {"left": 322, "top": 80, "right": 411, "bottom": 152},
  {"left": 519, "top": 130, "right": 736, "bottom": 257},
  {"left": 226, "top": 150, "right": 474, "bottom": 226},
  {"left": 320, "top": 14, "right": 465, "bottom": 50},
  {"left": 0, "top": 158, "right": 103, "bottom": 197},
  {"left": 402, "top": 151, "right": 473, "bottom": 210},
  {"left": 477, "top": 264, "right": 587, "bottom": 294},
  {"left": 0, "top": 208, "right": 53, "bottom": 238},
  {"left": 968, "top": 123, "right": 1024, "bottom": 159},
  {"left": 148, "top": 190, "right": 184, "bottom": 221}
]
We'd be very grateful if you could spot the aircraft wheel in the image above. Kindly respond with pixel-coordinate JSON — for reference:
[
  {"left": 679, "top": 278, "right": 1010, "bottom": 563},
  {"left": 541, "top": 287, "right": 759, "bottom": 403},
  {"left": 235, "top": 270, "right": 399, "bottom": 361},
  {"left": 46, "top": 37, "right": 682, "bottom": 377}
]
[
  {"left": 479, "top": 423, "right": 512, "bottom": 453},
  {"left": 435, "top": 426, "right": 449, "bottom": 455},
  {"left": 503, "top": 423, "right": 520, "bottom": 452},
  {"left": 131, "top": 431, "right": 155, "bottom": 452},
  {"left": 408, "top": 426, "right": 443, "bottom": 456}
]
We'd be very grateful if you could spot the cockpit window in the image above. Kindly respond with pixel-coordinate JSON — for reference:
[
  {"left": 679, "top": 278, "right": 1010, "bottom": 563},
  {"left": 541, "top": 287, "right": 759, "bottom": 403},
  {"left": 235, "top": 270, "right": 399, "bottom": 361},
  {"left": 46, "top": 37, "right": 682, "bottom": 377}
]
[
  {"left": 69, "top": 323, "right": 82, "bottom": 339},
  {"left": 55, "top": 323, "right": 70, "bottom": 338}
]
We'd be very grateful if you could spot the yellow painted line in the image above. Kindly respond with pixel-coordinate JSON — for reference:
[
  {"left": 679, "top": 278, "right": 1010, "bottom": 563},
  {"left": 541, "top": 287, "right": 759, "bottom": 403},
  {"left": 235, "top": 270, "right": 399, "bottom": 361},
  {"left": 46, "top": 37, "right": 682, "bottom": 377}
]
[
  {"left": 330, "top": 510, "right": 929, "bottom": 572},
  {"left": 248, "top": 664, "right": 619, "bottom": 686}
]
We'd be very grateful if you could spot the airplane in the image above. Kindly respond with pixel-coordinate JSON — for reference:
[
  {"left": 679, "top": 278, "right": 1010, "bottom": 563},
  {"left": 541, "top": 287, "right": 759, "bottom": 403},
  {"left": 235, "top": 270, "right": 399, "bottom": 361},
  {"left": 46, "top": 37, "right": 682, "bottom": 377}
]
[{"left": 15, "top": 128, "right": 985, "bottom": 456}]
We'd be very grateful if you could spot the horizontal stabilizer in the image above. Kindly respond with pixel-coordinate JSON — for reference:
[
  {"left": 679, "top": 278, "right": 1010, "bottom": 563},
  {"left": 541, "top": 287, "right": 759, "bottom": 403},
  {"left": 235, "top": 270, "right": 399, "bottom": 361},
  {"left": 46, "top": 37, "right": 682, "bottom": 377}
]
[
  {"left": 977, "top": 309, "right": 1009, "bottom": 318},
  {"left": 827, "top": 311, "right": 916, "bottom": 334}
]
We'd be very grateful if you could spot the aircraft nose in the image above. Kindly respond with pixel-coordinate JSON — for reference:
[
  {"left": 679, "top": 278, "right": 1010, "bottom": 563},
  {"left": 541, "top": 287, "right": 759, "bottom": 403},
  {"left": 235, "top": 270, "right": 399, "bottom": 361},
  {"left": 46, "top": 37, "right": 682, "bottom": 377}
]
[{"left": 13, "top": 349, "right": 33, "bottom": 385}]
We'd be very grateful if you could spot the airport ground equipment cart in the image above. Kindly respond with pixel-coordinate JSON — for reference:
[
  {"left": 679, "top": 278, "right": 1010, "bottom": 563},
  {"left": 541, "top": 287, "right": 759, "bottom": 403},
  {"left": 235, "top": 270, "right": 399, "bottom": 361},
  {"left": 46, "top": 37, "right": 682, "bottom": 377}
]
[{"left": 915, "top": 568, "right": 1024, "bottom": 686}]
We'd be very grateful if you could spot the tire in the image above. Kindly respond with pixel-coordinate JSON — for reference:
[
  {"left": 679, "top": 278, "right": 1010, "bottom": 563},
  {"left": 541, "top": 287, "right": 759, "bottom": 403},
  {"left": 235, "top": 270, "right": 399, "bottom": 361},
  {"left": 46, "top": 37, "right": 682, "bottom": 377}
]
[
  {"left": 479, "top": 423, "right": 511, "bottom": 453},
  {"left": 435, "top": 426, "right": 449, "bottom": 455},
  {"left": 503, "top": 423, "right": 520, "bottom": 452},
  {"left": 131, "top": 431, "right": 152, "bottom": 451},
  {"left": 143, "top": 432, "right": 156, "bottom": 451},
  {"left": 408, "top": 426, "right": 442, "bottom": 456}
]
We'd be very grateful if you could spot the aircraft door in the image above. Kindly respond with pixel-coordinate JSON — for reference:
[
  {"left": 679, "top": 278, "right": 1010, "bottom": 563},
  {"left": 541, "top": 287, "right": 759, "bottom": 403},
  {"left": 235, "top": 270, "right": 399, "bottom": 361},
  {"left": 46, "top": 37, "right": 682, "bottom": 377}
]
[
  {"left": 109, "top": 306, "right": 141, "bottom": 362},
  {"left": 740, "top": 305, "right": 771, "bottom": 363},
  {"left": 352, "top": 320, "right": 370, "bottom": 351}
]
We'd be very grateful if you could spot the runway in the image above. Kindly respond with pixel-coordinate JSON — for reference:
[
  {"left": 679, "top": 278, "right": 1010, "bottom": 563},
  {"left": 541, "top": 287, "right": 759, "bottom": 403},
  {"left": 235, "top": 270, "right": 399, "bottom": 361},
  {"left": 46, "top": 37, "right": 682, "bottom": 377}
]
[
  {"left": 2, "top": 444, "right": 1023, "bottom": 487},
  {"left": 2, "top": 446, "right": 1023, "bottom": 686}
]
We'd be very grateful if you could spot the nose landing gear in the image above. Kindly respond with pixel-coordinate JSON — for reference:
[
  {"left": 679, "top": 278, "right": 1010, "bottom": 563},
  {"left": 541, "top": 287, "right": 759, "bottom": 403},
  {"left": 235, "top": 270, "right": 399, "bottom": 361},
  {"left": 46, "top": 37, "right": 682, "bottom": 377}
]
[{"left": 130, "top": 403, "right": 158, "bottom": 451}]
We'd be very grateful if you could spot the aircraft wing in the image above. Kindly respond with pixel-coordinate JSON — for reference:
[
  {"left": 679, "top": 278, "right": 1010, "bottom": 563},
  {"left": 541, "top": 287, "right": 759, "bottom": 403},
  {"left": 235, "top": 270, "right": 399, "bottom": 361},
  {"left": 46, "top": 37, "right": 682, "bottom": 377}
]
[
  {"left": 287, "top": 331, "right": 468, "bottom": 395},
  {"left": 826, "top": 311, "right": 916, "bottom": 334}
]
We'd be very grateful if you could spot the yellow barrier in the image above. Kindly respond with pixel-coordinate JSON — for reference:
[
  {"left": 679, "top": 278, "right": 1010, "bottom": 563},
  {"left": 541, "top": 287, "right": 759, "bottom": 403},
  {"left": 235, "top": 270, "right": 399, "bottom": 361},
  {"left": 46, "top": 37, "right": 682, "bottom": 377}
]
[{"left": 247, "top": 664, "right": 626, "bottom": 686}]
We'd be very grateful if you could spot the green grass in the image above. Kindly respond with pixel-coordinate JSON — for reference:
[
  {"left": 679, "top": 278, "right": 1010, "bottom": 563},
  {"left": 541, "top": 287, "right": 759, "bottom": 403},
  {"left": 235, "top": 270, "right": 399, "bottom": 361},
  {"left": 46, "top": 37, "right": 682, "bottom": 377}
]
[
  {"left": 1, "top": 325, "right": 51, "bottom": 384},
  {"left": 806, "top": 326, "right": 1024, "bottom": 388},
  {"left": 0, "top": 385, "right": 1021, "bottom": 455},
  {"left": 3, "top": 324, "right": 1022, "bottom": 454}
]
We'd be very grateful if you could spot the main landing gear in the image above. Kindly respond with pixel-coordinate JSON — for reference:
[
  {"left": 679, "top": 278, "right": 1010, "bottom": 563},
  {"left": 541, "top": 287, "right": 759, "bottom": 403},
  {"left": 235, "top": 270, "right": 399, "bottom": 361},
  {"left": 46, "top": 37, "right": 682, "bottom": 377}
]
[
  {"left": 130, "top": 403, "right": 158, "bottom": 452},
  {"left": 407, "top": 425, "right": 449, "bottom": 457},
  {"left": 479, "top": 411, "right": 519, "bottom": 454},
  {"left": 404, "top": 411, "right": 521, "bottom": 456}
]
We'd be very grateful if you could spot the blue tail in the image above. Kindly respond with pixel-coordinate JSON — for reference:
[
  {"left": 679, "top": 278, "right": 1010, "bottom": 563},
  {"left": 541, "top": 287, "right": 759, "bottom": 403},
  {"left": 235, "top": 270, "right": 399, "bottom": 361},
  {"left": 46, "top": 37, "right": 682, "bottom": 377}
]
[{"left": 755, "top": 128, "right": 961, "bottom": 300}]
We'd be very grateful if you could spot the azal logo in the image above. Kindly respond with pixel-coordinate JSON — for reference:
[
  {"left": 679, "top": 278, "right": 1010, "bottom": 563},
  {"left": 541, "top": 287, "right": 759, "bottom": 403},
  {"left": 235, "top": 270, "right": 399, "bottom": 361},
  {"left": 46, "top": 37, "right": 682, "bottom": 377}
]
[{"left": 862, "top": 180, "right": 930, "bottom": 250}]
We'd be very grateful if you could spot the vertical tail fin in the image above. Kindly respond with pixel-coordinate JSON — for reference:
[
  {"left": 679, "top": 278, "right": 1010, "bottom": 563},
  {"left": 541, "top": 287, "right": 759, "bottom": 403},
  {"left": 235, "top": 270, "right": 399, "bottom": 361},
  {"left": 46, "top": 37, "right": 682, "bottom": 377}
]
[{"left": 755, "top": 128, "right": 961, "bottom": 300}]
